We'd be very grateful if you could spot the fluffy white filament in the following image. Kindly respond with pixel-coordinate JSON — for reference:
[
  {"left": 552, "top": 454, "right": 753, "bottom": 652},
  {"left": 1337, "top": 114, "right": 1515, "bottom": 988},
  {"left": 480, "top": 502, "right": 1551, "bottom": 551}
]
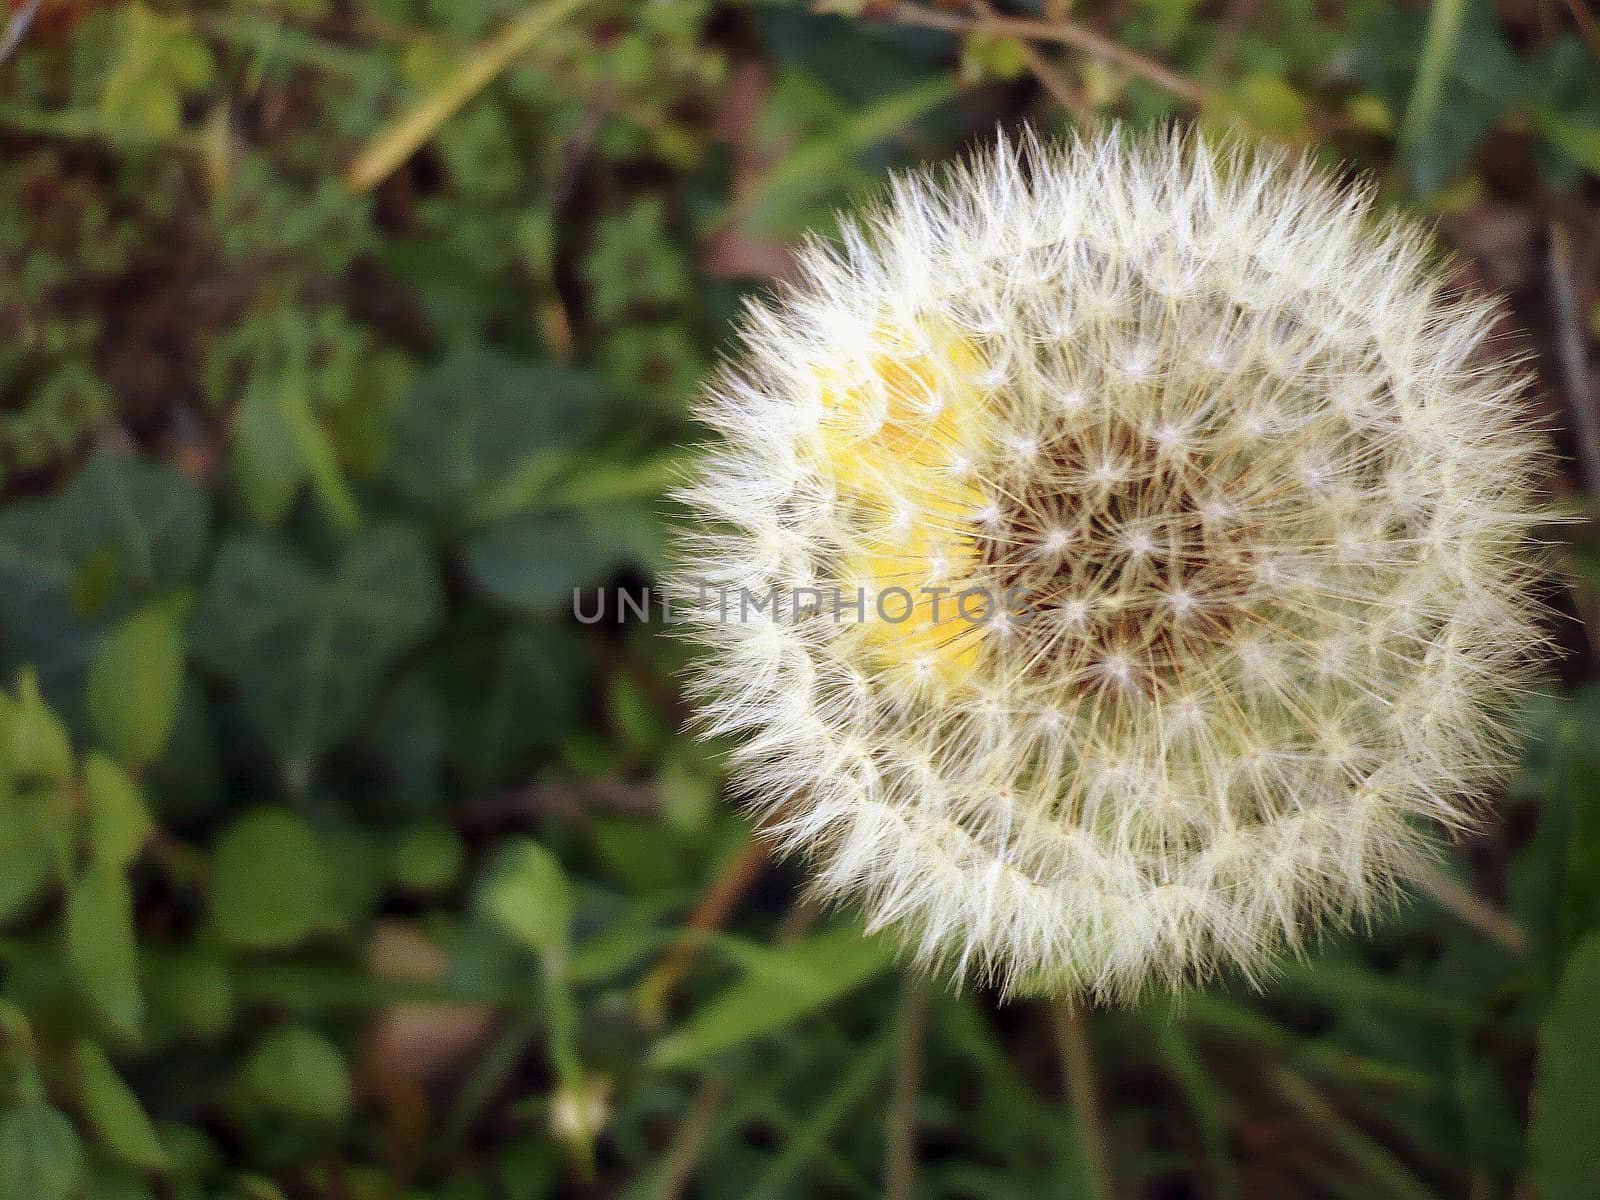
[{"left": 674, "top": 128, "right": 1550, "bottom": 1002}]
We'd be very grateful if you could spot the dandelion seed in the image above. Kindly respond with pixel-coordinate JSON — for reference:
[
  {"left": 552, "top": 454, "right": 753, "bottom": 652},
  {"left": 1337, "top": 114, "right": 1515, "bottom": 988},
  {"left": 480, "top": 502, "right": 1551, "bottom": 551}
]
[
  {"left": 674, "top": 128, "right": 1551, "bottom": 1002},
  {"left": 1122, "top": 530, "right": 1157, "bottom": 560},
  {"left": 1038, "top": 527, "right": 1073, "bottom": 557}
]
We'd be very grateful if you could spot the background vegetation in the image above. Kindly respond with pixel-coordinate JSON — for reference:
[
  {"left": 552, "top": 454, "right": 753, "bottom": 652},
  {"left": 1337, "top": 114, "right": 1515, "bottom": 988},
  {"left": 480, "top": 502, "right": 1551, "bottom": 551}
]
[{"left": 0, "top": 0, "right": 1597, "bottom": 1197}]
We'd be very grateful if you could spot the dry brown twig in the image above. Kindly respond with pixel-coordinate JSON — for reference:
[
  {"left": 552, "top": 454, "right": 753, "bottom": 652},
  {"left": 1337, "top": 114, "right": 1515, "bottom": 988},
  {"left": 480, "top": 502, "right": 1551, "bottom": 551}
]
[
  {"left": 1548, "top": 220, "right": 1600, "bottom": 496},
  {"left": 0, "top": 0, "right": 41, "bottom": 65},
  {"left": 344, "top": 0, "right": 586, "bottom": 192},
  {"left": 1413, "top": 861, "right": 1528, "bottom": 957},
  {"left": 1561, "top": 0, "right": 1600, "bottom": 57},
  {"left": 653, "top": 1078, "right": 732, "bottom": 1200},
  {"left": 635, "top": 837, "right": 768, "bottom": 1023},
  {"left": 1544, "top": 217, "right": 1600, "bottom": 669},
  {"left": 849, "top": 1, "right": 1211, "bottom": 107},
  {"left": 651, "top": 895, "right": 822, "bottom": 1200},
  {"left": 966, "top": 0, "right": 1098, "bottom": 127}
]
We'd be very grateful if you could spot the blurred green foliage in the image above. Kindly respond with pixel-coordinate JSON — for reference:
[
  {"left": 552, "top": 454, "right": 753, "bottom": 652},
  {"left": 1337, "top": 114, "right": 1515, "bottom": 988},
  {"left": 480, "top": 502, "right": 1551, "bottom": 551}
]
[{"left": 0, "top": 0, "right": 1595, "bottom": 1197}]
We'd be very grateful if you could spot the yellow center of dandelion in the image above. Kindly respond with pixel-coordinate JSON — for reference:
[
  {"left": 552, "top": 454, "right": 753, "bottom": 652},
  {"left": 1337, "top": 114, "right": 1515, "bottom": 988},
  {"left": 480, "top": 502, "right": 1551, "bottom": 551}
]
[{"left": 815, "top": 323, "right": 992, "bottom": 693}]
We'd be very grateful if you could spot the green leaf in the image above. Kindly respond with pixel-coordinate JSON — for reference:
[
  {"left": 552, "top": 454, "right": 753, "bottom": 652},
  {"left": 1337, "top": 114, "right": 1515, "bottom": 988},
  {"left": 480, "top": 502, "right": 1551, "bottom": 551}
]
[
  {"left": 1525, "top": 36, "right": 1600, "bottom": 186},
  {"left": 1396, "top": 0, "right": 1469, "bottom": 161},
  {"left": 1455, "top": 1030, "right": 1522, "bottom": 1176},
  {"left": 65, "top": 861, "right": 144, "bottom": 1039},
  {"left": 1152, "top": 1017, "right": 1241, "bottom": 1200},
  {"left": 591, "top": 817, "right": 698, "bottom": 894},
  {"left": 385, "top": 349, "right": 600, "bottom": 521},
  {"left": 190, "top": 525, "right": 442, "bottom": 769},
  {"left": 0, "top": 453, "right": 203, "bottom": 662},
  {"left": 146, "top": 952, "right": 233, "bottom": 1040},
  {"left": 1381, "top": 0, "right": 1524, "bottom": 193},
  {"left": 476, "top": 511, "right": 604, "bottom": 613},
  {"left": 80, "top": 1165, "right": 155, "bottom": 1200},
  {"left": 87, "top": 601, "right": 186, "bottom": 766},
  {"left": 0, "top": 499, "right": 80, "bottom": 635},
  {"left": 658, "top": 751, "right": 717, "bottom": 835},
  {"left": 746, "top": 1033, "right": 894, "bottom": 1200},
  {"left": 650, "top": 927, "right": 895, "bottom": 1068},
  {"left": 74, "top": 1041, "right": 168, "bottom": 1171},
  {"left": 477, "top": 841, "right": 586, "bottom": 1131},
  {"left": 1531, "top": 106, "right": 1600, "bottom": 176},
  {"left": 281, "top": 385, "right": 362, "bottom": 533},
  {"left": 755, "top": 6, "right": 947, "bottom": 107},
  {"left": 1228, "top": 74, "right": 1311, "bottom": 139},
  {"left": 389, "top": 824, "right": 466, "bottom": 893},
  {"left": 434, "top": 625, "right": 586, "bottom": 794},
  {"left": 583, "top": 198, "right": 692, "bottom": 325},
  {"left": 83, "top": 754, "right": 154, "bottom": 868},
  {"left": 209, "top": 808, "right": 332, "bottom": 951},
  {"left": 960, "top": 33, "right": 1029, "bottom": 83},
  {"left": 231, "top": 386, "right": 310, "bottom": 528},
  {"left": 60, "top": 449, "right": 209, "bottom": 599},
  {"left": 480, "top": 838, "right": 573, "bottom": 961},
  {"left": 360, "top": 672, "right": 446, "bottom": 818},
  {"left": 1510, "top": 694, "right": 1600, "bottom": 983},
  {"left": 607, "top": 674, "right": 664, "bottom": 755},
  {"left": 239, "top": 1026, "right": 351, "bottom": 1124},
  {"left": 11, "top": 669, "right": 74, "bottom": 784},
  {"left": 735, "top": 75, "right": 956, "bottom": 237},
  {"left": 1530, "top": 932, "right": 1600, "bottom": 1199},
  {"left": 0, "top": 1101, "right": 84, "bottom": 1200},
  {"left": 319, "top": 828, "right": 387, "bottom": 932},
  {"left": 540, "top": 448, "right": 688, "bottom": 510},
  {"left": 152, "top": 1121, "right": 219, "bottom": 1182},
  {"left": 462, "top": 507, "right": 657, "bottom": 611},
  {"left": 231, "top": 962, "right": 457, "bottom": 1013},
  {"left": 100, "top": 3, "right": 215, "bottom": 138},
  {"left": 567, "top": 918, "right": 677, "bottom": 987},
  {"left": 0, "top": 788, "right": 57, "bottom": 926}
]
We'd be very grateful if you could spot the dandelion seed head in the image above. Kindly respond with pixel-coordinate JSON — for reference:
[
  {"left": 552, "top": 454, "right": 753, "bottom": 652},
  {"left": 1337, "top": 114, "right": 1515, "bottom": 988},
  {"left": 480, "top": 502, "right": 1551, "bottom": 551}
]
[{"left": 675, "top": 129, "right": 1551, "bottom": 1002}]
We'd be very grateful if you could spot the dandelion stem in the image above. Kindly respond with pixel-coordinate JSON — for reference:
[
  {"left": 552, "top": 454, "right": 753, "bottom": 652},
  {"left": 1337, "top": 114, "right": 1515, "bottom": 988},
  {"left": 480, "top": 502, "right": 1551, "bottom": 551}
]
[
  {"left": 1051, "top": 999, "right": 1114, "bottom": 1200},
  {"left": 884, "top": 975, "right": 929, "bottom": 1200}
]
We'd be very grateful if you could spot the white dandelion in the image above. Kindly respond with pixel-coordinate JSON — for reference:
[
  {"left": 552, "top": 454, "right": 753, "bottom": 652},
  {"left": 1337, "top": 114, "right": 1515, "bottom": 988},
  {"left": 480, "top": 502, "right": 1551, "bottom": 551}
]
[{"left": 673, "top": 128, "right": 1552, "bottom": 1003}]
